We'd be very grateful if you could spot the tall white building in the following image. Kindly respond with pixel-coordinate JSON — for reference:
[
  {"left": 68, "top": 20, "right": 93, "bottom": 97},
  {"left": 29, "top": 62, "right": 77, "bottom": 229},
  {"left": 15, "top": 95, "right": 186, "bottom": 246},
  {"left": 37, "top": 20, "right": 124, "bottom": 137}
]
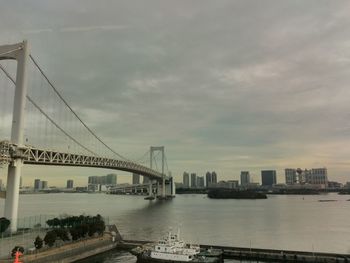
[
  {"left": 285, "top": 167, "right": 328, "bottom": 186},
  {"left": 307, "top": 168, "right": 328, "bottom": 185}
]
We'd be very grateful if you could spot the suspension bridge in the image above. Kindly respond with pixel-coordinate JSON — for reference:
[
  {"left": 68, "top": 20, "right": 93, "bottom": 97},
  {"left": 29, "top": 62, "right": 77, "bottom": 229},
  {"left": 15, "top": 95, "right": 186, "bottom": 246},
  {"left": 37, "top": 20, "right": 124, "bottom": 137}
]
[{"left": 0, "top": 41, "right": 175, "bottom": 232}]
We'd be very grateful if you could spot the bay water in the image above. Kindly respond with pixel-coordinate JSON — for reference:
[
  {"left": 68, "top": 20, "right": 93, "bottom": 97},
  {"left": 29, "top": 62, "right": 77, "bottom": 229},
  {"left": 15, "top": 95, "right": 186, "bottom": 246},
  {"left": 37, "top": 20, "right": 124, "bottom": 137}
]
[{"left": 1, "top": 192, "right": 349, "bottom": 262}]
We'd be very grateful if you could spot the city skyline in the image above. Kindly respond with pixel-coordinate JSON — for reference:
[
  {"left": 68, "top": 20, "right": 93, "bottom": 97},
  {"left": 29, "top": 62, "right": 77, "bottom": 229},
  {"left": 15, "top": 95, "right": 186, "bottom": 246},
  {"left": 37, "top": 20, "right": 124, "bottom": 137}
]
[
  {"left": 1, "top": 1, "right": 350, "bottom": 186},
  {"left": 0, "top": 166, "right": 344, "bottom": 188}
]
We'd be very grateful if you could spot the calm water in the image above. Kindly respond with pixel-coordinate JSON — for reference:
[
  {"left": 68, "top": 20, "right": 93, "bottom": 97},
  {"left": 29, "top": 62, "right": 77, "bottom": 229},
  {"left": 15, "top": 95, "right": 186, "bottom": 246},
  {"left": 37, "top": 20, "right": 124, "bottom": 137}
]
[{"left": 1, "top": 192, "right": 350, "bottom": 262}]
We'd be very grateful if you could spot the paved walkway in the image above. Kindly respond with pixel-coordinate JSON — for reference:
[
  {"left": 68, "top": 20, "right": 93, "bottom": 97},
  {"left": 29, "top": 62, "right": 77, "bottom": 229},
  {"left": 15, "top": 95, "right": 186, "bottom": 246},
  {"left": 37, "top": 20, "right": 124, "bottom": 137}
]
[{"left": 0, "top": 229, "right": 46, "bottom": 259}]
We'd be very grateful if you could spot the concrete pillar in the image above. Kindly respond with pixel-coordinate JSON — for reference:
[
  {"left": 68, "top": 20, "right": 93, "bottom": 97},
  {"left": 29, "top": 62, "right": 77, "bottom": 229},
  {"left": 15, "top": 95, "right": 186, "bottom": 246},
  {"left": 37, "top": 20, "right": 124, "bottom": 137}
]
[
  {"left": 149, "top": 181, "right": 153, "bottom": 196},
  {"left": 172, "top": 177, "right": 176, "bottom": 196},
  {"left": 4, "top": 40, "right": 29, "bottom": 233},
  {"left": 161, "top": 147, "right": 165, "bottom": 198}
]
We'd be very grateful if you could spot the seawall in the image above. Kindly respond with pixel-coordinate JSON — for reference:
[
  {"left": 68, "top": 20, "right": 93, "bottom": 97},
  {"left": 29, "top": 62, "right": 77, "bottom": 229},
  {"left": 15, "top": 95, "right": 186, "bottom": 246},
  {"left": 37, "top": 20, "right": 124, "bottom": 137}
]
[
  {"left": 1, "top": 225, "right": 121, "bottom": 263},
  {"left": 122, "top": 239, "right": 350, "bottom": 263}
]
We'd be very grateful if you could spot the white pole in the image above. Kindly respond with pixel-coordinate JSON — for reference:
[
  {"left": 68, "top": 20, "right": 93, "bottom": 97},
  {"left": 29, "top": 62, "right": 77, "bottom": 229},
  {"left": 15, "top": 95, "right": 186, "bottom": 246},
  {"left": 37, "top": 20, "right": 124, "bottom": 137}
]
[{"left": 4, "top": 40, "right": 29, "bottom": 233}]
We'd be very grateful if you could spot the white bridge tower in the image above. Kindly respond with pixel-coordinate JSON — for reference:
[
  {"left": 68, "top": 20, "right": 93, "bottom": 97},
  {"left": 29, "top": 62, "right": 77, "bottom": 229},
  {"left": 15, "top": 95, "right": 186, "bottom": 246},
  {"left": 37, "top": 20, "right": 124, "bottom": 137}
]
[{"left": 0, "top": 41, "right": 30, "bottom": 232}]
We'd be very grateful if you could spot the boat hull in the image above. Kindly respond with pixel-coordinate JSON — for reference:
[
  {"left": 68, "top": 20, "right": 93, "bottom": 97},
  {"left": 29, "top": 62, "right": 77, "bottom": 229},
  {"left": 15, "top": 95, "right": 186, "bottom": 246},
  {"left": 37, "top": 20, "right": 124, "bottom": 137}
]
[{"left": 137, "top": 253, "right": 221, "bottom": 263}]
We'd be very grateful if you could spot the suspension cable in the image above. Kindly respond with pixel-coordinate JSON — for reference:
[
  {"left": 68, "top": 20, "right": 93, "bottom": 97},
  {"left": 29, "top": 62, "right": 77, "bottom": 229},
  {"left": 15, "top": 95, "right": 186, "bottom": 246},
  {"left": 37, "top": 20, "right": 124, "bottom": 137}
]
[
  {"left": 134, "top": 150, "right": 150, "bottom": 163},
  {"left": 29, "top": 55, "right": 129, "bottom": 161},
  {"left": 0, "top": 63, "right": 98, "bottom": 156}
]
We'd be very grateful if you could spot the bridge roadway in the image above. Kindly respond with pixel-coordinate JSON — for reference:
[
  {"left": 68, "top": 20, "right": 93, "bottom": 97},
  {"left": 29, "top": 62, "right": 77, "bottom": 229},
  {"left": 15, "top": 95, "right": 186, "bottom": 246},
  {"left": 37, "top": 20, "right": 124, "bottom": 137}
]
[
  {"left": 0, "top": 141, "right": 167, "bottom": 181},
  {"left": 119, "top": 239, "right": 350, "bottom": 263}
]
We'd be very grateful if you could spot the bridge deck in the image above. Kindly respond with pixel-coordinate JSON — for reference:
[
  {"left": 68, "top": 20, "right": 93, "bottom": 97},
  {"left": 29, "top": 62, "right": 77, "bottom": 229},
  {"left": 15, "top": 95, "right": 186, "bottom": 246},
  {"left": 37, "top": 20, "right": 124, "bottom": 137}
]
[{"left": 0, "top": 141, "right": 166, "bottom": 180}]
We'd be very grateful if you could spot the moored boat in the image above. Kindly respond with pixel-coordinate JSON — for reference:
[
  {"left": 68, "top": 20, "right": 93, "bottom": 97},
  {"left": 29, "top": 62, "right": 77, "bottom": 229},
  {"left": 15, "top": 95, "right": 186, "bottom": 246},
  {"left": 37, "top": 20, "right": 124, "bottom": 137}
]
[{"left": 132, "top": 230, "right": 222, "bottom": 263}]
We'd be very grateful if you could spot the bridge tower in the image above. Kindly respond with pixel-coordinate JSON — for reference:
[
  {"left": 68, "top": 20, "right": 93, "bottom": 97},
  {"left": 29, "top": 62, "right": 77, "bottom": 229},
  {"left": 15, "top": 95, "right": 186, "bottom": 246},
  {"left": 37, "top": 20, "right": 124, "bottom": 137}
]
[
  {"left": 150, "top": 146, "right": 165, "bottom": 198},
  {"left": 0, "top": 41, "right": 30, "bottom": 232}
]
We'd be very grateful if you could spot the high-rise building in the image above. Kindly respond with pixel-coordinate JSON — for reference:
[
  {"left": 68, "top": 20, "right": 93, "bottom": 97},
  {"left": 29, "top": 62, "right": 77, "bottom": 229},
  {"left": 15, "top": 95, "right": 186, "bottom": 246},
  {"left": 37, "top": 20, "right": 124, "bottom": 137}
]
[
  {"left": 261, "top": 170, "right": 277, "bottom": 186},
  {"left": 67, "top": 180, "right": 74, "bottom": 189},
  {"left": 41, "top": 181, "right": 48, "bottom": 189},
  {"left": 205, "top": 171, "right": 212, "bottom": 187},
  {"left": 88, "top": 174, "right": 117, "bottom": 186},
  {"left": 190, "top": 173, "right": 197, "bottom": 188},
  {"left": 143, "top": 176, "right": 150, "bottom": 184},
  {"left": 285, "top": 168, "right": 297, "bottom": 185},
  {"left": 20, "top": 176, "right": 22, "bottom": 189},
  {"left": 34, "top": 179, "right": 41, "bottom": 190},
  {"left": 183, "top": 172, "right": 190, "bottom": 188},
  {"left": 197, "top": 176, "right": 205, "bottom": 188},
  {"left": 211, "top": 171, "right": 217, "bottom": 184},
  {"left": 240, "top": 171, "right": 250, "bottom": 186},
  {"left": 285, "top": 167, "right": 328, "bottom": 186},
  {"left": 132, "top": 173, "right": 140, "bottom": 184},
  {"left": 106, "top": 174, "right": 117, "bottom": 185},
  {"left": 88, "top": 176, "right": 99, "bottom": 185}
]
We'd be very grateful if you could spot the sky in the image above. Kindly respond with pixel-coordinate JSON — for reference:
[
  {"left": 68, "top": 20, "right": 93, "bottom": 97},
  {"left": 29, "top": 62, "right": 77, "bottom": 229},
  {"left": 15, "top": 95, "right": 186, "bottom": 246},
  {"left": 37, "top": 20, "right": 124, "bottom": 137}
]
[{"left": 1, "top": 0, "right": 350, "bottom": 187}]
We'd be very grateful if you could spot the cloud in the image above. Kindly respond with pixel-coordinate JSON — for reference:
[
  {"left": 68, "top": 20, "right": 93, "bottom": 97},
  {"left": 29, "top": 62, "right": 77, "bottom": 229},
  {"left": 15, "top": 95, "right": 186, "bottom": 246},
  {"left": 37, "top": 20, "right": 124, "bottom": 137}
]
[
  {"left": 59, "top": 25, "right": 128, "bottom": 33},
  {"left": 1, "top": 0, "right": 350, "bottom": 186},
  {"left": 23, "top": 29, "right": 53, "bottom": 34}
]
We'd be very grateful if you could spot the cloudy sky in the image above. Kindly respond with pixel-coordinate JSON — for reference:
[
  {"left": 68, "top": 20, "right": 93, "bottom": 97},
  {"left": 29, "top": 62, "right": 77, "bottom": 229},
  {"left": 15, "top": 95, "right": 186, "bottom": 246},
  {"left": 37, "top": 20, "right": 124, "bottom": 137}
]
[{"left": 1, "top": 0, "right": 350, "bottom": 187}]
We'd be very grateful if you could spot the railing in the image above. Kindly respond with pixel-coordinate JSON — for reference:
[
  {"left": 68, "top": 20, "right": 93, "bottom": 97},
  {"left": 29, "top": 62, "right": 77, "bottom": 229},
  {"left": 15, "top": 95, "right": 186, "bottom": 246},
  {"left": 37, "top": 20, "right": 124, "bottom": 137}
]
[
  {"left": 0, "top": 141, "right": 166, "bottom": 180},
  {"left": 0, "top": 140, "right": 10, "bottom": 165}
]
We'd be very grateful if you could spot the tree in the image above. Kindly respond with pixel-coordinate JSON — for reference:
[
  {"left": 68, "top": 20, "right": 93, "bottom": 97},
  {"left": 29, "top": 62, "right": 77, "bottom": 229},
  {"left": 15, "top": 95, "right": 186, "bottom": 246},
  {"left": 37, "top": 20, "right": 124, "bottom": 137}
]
[
  {"left": 44, "top": 230, "right": 57, "bottom": 247},
  {"left": 34, "top": 236, "right": 43, "bottom": 249},
  {"left": 54, "top": 228, "right": 70, "bottom": 241},
  {"left": 69, "top": 228, "right": 80, "bottom": 241},
  {"left": 11, "top": 246, "right": 24, "bottom": 257},
  {"left": 0, "top": 217, "right": 11, "bottom": 233}
]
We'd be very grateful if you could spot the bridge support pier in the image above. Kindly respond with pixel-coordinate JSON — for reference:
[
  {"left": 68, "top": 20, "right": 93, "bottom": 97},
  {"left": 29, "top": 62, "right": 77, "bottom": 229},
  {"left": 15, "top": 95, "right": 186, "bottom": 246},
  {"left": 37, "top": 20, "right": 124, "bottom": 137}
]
[
  {"left": 148, "top": 181, "right": 153, "bottom": 196},
  {"left": 4, "top": 160, "right": 23, "bottom": 232},
  {"left": 1, "top": 40, "right": 30, "bottom": 233}
]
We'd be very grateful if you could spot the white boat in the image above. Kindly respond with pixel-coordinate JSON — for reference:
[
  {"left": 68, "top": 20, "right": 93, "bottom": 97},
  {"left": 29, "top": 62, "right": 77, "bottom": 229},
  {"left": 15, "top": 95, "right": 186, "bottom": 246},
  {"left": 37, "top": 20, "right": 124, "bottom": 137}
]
[{"left": 132, "top": 229, "right": 221, "bottom": 263}]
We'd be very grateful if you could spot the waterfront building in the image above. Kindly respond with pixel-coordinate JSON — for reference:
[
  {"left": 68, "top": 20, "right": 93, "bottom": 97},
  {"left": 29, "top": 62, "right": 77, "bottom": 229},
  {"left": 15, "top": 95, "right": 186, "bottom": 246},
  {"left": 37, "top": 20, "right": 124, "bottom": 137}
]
[
  {"left": 261, "top": 170, "right": 277, "bottom": 186},
  {"left": 88, "top": 176, "right": 99, "bottom": 184},
  {"left": 206, "top": 171, "right": 218, "bottom": 188},
  {"left": 88, "top": 184, "right": 99, "bottom": 192},
  {"left": 34, "top": 179, "right": 41, "bottom": 190},
  {"left": 196, "top": 176, "right": 205, "bottom": 188},
  {"left": 106, "top": 174, "right": 117, "bottom": 185},
  {"left": 67, "top": 180, "right": 74, "bottom": 189},
  {"left": 212, "top": 171, "right": 217, "bottom": 184},
  {"left": 328, "top": 181, "right": 342, "bottom": 189},
  {"left": 285, "top": 167, "right": 328, "bottom": 187},
  {"left": 41, "top": 181, "right": 48, "bottom": 189},
  {"left": 183, "top": 172, "right": 190, "bottom": 188},
  {"left": 205, "top": 171, "right": 212, "bottom": 187},
  {"left": 190, "top": 173, "right": 197, "bottom": 188},
  {"left": 132, "top": 173, "right": 140, "bottom": 184},
  {"left": 285, "top": 168, "right": 298, "bottom": 185},
  {"left": 240, "top": 171, "right": 250, "bottom": 186},
  {"left": 306, "top": 168, "right": 328, "bottom": 185},
  {"left": 143, "top": 176, "right": 150, "bottom": 184},
  {"left": 88, "top": 174, "right": 117, "bottom": 186},
  {"left": 212, "top": 180, "right": 239, "bottom": 189}
]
